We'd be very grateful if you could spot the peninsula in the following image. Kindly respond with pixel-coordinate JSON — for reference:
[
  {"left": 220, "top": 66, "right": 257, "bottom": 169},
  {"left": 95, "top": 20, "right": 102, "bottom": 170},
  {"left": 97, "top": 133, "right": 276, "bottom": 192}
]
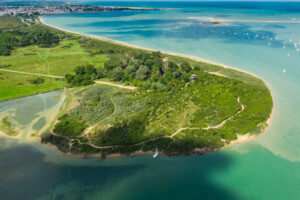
[
  {"left": 0, "top": 15, "right": 273, "bottom": 158},
  {"left": 0, "top": 1, "right": 159, "bottom": 16}
]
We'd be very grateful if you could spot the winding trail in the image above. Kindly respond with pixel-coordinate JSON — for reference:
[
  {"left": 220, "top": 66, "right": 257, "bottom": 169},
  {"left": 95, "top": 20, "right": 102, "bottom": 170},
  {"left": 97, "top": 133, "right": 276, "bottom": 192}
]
[
  {"left": 203, "top": 97, "right": 244, "bottom": 130},
  {"left": 80, "top": 94, "right": 117, "bottom": 137},
  {"left": 64, "top": 96, "right": 245, "bottom": 150},
  {"left": 37, "top": 52, "right": 51, "bottom": 75}
]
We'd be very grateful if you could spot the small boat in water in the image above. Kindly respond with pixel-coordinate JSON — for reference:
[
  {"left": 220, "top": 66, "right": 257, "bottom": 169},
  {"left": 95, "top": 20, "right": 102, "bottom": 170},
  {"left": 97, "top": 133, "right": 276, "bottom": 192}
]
[{"left": 153, "top": 148, "right": 159, "bottom": 158}]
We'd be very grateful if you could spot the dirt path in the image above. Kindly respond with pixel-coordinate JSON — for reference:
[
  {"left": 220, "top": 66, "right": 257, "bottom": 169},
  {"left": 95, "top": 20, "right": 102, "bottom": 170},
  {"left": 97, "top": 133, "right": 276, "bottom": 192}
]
[
  {"left": 95, "top": 81, "right": 137, "bottom": 90},
  {"left": 80, "top": 95, "right": 117, "bottom": 137},
  {"left": 0, "top": 69, "right": 138, "bottom": 90},
  {"left": 203, "top": 97, "right": 245, "bottom": 130},
  {"left": 51, "top": 87, "right": 245, "bottom": 150},
  {"left": 37, "top": 52, "right": 51, "bottom": 75},
  {"left": 0, "top": 69, "right": 64, "bottom": 79},
  {"left": 70, "top": 97, "right": 245, "bottom": 150}
]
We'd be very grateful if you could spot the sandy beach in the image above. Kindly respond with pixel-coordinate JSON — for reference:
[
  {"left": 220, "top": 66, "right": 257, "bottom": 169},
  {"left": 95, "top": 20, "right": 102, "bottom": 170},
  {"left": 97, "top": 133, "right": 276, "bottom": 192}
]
[{"left": 225, "top": 106, "right": 274, "bottom": 147}]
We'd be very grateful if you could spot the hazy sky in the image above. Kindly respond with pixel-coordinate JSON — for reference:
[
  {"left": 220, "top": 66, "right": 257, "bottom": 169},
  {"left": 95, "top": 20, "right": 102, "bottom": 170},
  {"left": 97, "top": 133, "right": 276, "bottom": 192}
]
[{"left": 97, "top": 0, "right": 300, "bottom": 1}]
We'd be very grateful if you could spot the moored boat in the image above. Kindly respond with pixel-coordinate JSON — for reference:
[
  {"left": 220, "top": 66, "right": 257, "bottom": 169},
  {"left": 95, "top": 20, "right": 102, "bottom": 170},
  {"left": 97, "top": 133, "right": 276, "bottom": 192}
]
[{"left": 153, "top": 148, "right": 159, "bottom": 158}]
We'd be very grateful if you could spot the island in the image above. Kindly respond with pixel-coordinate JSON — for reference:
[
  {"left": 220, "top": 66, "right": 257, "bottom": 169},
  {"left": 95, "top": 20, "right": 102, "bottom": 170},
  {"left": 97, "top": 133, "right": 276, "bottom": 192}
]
[{"left": 0, "top": 15, "right": 273, "bottom": 158}]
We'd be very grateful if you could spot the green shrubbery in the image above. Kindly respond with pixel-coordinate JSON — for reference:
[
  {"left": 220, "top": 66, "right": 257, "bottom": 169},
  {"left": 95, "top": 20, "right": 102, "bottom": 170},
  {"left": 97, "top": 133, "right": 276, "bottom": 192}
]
[
  {"left": 50, "top": 67, "right": 272, "bottom": 155},
  {"left": 29, "top": 77, "right": 44, "bottom": 85},
  {"left": 65, "top": 65, "right": 98, "bottom": 86},
  {"left": 70, "top": 86, "right": 115, "bottom": 125},
  {"left": 53, "top": 114, "right": 86, "bottom": 136},
  {"left": 96, "top": 112, "right": 149, "bottom": 146}
]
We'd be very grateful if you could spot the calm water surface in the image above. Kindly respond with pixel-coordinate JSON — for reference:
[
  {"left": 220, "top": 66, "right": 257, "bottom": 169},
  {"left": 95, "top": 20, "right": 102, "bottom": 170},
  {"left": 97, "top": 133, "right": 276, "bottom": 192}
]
[{"left": 1, "top": 2, "right": 300, "bottom": 199}]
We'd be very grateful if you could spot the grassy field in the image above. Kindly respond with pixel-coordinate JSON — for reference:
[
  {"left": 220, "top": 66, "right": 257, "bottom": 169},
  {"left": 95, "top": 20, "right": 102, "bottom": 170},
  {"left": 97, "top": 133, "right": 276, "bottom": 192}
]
[
  {"left": 0, "top": 16, "right": 107, "bottom": 101},
  {"left": 0, "top": 39, "right": 107, "bottom": 76},
  {"left": 0, "top": 39, "right": 107, "bottom": 101},
  {"left": 0, "top": 70, "right": 64, "bottom": 101}
]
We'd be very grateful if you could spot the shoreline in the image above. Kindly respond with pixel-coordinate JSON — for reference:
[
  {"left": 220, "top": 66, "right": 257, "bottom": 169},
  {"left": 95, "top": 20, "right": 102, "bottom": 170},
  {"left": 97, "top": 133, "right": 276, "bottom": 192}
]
[
  {"left": 39, "top": 16, "right": 276, "bottom": 94},
  {"left": 7, "top": 16, "right": 273, "bottom": 158},
  {"left": 224, "top": 106, "right": 274, "bottom": 147},
  {"left": 39, "top": 16, "right": 267, "bottom": 82},
  {"left": 37, "top": 7, "right": 162, "bottom": 16}
]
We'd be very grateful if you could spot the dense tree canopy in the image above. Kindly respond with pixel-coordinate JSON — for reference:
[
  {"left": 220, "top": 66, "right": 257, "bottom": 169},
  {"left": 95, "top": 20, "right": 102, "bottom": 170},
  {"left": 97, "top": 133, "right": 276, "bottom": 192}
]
[
  {"left": 0, "top": 28, "right": 60, "bottom": 56},
  {"left": 65, "top": 65, "right": 98, "bottom": 86}
]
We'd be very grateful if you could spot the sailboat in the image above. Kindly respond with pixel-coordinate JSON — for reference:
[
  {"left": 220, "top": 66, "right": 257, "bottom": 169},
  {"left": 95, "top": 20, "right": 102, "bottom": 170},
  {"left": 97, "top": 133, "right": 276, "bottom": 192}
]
[{"left": 153, "top": 148, "right": 159, "bottom": 158}]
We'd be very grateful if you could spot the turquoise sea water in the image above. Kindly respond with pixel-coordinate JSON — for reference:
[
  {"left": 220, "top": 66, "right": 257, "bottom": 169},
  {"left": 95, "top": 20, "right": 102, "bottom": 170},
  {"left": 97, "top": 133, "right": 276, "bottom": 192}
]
[{"left": 1, "top": 2, "right": 300, "bottom": 199}]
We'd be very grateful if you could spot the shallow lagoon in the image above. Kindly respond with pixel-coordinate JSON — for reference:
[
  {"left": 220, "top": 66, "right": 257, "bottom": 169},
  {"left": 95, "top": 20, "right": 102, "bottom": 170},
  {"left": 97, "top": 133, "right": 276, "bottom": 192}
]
[{"left": 1, "top": 2, "right": 300, "bottom": 199}]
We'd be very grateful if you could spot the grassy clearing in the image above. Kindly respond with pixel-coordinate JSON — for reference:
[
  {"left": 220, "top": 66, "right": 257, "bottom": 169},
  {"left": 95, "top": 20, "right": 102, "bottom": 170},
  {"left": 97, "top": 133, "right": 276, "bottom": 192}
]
[
  {"left": 0, "top": 39, "right": 107, "bottom": 100},
  {"left": 0, "top": 71, "right": 64, "bottom": 101},
  {"left": 0, "top": 40, "right": 107, "bottom": 76},
  {"left": 0, "top": 16, "right": 107, "bottom": 100}
]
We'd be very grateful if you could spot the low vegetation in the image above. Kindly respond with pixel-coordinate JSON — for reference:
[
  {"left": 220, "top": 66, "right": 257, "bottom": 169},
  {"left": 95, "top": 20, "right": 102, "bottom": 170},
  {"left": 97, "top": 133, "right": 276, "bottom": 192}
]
[
  {"left": 43, "top": 58, "right": 272, "bottom": 155},
  {"left": 53, "top": 114, "right": 87, "bottom": 137}
]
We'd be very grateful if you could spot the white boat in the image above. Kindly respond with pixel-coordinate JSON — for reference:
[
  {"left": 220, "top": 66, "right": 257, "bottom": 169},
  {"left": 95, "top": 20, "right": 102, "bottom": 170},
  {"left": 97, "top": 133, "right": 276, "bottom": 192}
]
[{"left": 153, "top": 148, "right": 159, "bottom": 158}]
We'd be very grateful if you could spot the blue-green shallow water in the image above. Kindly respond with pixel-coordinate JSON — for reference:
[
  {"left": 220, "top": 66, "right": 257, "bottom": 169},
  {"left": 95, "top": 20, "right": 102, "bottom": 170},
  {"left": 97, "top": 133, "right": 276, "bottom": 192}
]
[{"left": 1, "top": 2, "right": 300, "bottom": 199}]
